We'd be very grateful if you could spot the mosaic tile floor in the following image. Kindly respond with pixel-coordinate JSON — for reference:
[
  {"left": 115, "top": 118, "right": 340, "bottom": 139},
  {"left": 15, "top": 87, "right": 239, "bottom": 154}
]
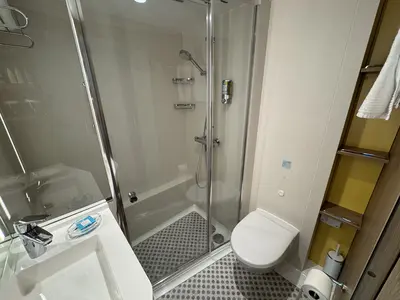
[
  {"left": 159, "top": 253, "right": 309, "bottom": 300},
  {"left": 133, "top": 212, "right": 214, "bottom": 284}
]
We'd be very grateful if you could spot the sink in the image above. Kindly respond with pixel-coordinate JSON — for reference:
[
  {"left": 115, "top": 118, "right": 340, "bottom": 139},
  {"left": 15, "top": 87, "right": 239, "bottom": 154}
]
[
  {"left": 1, "top": 201, "right": 153, "bottom": 300},
  {"left": 16, "top": 236, "right": 121, "bottom": 300}
]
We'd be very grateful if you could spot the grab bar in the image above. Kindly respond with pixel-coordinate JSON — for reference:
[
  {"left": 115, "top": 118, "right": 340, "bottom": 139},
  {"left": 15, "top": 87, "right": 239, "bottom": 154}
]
[
  {"left": 0, "top": 5, "right": 34, "bottom": 49},
  {"left": 0, "top": 30, "right": 34, "bottom": 48},
  {"left": 0, "top": 6, "right": 29, "bottom": 30}
]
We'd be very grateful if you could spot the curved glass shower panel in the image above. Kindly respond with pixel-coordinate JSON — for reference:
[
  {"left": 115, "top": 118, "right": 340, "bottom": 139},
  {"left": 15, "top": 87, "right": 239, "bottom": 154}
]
[
  {"left": 78, "top": 0, "right": 209, "bottom": 284},
  {"left": 0, "top": 0, "right": 110, "bottom": 233},
  {"left": 211, "top": 0, "right": 256, "bottom": 242}
]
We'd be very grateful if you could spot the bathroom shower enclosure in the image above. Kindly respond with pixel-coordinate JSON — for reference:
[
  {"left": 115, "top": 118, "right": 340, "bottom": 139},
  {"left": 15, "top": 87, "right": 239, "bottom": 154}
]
[
  {"left": 0, "top": 0, "right": 258, "bottom": 287},
  {"left": 68, "top": 0, "right": 258, "bottom": 285}
]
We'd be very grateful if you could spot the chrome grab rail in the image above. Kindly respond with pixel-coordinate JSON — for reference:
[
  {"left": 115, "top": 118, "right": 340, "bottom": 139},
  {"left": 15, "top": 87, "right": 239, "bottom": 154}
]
[
  {"left": 0, "top": 5, "right": 34, "bottom": 49},
  {"left": 0, "top": 30, "right": 34, "bottom": 48}
]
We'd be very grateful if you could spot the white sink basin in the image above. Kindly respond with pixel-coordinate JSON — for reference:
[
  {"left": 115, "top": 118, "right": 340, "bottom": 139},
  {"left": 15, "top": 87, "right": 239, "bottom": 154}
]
[
  {"left": 0, "top": 201, "right": 153, "bottom": 300},
  {"left": 17, "top": 236, "right": 121, "bottom": 300}
]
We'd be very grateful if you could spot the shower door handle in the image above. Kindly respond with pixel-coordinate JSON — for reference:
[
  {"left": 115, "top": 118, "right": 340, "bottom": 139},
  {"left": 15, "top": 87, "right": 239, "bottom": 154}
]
[{"left": 128, "top": 191, "right": 138, "bottom": 203}]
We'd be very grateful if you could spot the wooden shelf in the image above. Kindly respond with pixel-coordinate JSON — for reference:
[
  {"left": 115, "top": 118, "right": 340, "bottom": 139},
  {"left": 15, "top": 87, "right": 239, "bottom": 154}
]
[
  {"left": 320, "top": 202, "right": 363, "bottom": 230},
  {"left": 360, "top": 65, "right": 382, "bottom": 73},
  {"left": 337, "top": 146, "right": 389, "bottom": 164}
]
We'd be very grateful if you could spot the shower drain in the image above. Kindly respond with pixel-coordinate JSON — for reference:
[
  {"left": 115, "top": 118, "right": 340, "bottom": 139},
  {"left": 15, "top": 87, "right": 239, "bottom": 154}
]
[{"left": 212, "top": 233, "right": 224, "bottom": 244}]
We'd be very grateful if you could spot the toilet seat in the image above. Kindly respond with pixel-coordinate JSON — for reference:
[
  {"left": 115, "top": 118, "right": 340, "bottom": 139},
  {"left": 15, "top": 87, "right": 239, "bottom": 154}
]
[{"left": 231, "top": 209, "right": 298, "bottom": 270}]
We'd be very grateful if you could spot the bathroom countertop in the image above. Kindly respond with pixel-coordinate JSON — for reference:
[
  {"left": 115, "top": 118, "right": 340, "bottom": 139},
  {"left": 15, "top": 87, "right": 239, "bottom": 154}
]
[{"left": 0, "top": 200, "right": 153, "bottom": 300}]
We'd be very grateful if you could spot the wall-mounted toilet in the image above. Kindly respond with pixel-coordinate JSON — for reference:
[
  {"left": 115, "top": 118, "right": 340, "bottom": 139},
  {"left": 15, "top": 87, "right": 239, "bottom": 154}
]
[{"left": 231, "top": 208, "right": 299, "bottom": 273}]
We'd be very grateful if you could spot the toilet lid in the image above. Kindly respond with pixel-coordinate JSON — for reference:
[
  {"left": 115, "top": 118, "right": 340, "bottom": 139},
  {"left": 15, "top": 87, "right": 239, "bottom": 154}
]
[{"left": 231, "top": 210, "right": 298, "bottom": 269}]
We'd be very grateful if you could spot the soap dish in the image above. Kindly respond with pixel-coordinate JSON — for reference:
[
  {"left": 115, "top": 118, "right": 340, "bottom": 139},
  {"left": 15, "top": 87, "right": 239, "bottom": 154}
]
[{"left": 67, "top": 213, "right": 102, "bottom": 239}]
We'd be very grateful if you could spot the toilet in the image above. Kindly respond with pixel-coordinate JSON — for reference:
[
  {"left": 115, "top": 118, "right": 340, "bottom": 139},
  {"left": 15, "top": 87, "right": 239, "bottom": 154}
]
[{"left": 231, "top": 208, "right": 299, "bottom": 273}]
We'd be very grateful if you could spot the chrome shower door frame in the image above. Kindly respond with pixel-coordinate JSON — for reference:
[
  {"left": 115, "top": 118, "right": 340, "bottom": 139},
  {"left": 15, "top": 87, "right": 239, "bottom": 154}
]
[
  {"left": 206, "top": 0, "right": 214, "bottom": 254},
  {"left": 65, "top": 0, "right": 130, "bottom": 241}
]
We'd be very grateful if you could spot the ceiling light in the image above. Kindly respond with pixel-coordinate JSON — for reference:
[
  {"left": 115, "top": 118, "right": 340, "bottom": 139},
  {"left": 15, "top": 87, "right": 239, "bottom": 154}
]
[{"left": 135, "top": 0, "right": 147, "bottom": 3}]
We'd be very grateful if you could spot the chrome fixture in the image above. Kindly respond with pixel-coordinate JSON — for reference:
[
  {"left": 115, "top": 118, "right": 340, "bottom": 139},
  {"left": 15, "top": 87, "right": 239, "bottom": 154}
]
[
  {"left": 0, "top": 5, "right": 34, "bottom": 48},
  {"left": 221, "top": 79, "right": 233, "bottom": 104},
  {"left": 13, "top": 214, "right": 53, "bottom": 259},
  {"left": 195, "top": 117, "right": 207, "bottom": 189},
  {"left": 179, "top": 50, "right": 206, "bottom": 76},
  {"left": 172, "top": 77, "right": 195, "bottom": 84},
  {"left": 194, "top": 116, "right": 220, "bottom": 189},
  {"left": 172, "top": 0, "right": 228, "bottom": 4},
  {"left": 205, "top": 0, "right": 214, "bottom": 253},
  {"left": 174, "top": 103, "right": 196, "bottom": 110},
  {"left": 194, "top": 135, "right": 220, "bottom": 147},
  {"left": 128, "top": 191, "right": 138, "bottom": 203}
]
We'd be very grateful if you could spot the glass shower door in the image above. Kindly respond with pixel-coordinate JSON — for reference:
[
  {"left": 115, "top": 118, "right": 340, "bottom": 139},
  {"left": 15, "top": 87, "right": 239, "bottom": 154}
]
[
  {"left": 210, "top": 0, "right": 256, "bottom": 241},
  {"left": 74, "top": 0, "right": 210, "bottom": 284}
]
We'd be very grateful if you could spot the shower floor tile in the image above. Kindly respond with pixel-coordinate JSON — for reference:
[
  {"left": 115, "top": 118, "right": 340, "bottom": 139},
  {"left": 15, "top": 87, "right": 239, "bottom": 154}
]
[
  {"left": 158, "top": 253, "right": 309, "bottom": 300},
  {"left": 133, "top": 211, "right": 214, "bottom": 284}
]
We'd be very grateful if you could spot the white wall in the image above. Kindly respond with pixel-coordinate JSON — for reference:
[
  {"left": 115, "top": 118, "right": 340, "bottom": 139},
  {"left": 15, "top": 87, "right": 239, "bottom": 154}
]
[
  {"left": 250, "top": 0, "right": 380, "bottom": 270},
  {"left": 240, "top": 0, "right": 271, "bottom": 219}
]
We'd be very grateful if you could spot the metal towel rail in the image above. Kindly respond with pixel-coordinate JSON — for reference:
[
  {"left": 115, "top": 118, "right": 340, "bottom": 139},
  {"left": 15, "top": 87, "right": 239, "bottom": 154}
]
[{"left": 0, "top": 5, "right": 34, "bottom": 48}]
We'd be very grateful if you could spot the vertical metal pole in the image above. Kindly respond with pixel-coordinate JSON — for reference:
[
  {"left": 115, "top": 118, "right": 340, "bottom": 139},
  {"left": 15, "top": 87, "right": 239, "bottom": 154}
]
[
  {"left": 206, "top": 0, "right": 214, "bottom": 253},
  {"left": 237, "top": 4, "right": 259, "bottom": 223},
  {"left": 65, "top": 0, "right": 130, "bottom": 241}
]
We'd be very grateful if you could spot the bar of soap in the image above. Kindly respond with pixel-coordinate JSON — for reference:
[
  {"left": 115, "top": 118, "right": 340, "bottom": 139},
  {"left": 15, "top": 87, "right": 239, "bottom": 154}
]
[{"left": 76, "top": 216, "right": 96, "bottom": 230}]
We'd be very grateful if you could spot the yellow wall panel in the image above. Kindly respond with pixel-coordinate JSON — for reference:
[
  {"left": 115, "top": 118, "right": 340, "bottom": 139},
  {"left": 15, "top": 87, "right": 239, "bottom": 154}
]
[
  {"left": 327, "top": 156, "right": 383, "bottom": 214},
  {"left": 309, "top": 222, "right": 357, "bottom": 266}
]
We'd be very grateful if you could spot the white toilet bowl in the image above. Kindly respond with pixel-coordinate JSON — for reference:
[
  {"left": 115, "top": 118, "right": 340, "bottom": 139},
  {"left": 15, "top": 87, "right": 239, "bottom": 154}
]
[{"left": 231, "top": 208, "right": 299, "bottom": 273}]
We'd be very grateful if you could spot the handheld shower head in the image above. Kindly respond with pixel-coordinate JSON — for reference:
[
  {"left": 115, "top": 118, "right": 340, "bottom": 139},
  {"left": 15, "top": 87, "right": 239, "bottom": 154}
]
[
  {"left": 179, "top": 50, "right": 192, "bottom": 61},
  {"left": 179, "top": 49, "right": 206, "bottom": 76}
]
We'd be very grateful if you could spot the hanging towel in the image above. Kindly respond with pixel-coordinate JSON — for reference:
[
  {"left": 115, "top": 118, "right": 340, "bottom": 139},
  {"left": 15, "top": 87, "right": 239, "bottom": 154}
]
[{"left": 357, "top": 29, "right": 400, "bottom": 120}]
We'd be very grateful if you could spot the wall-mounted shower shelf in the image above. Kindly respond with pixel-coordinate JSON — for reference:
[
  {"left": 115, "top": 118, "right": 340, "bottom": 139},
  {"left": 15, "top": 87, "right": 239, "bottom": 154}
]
[
  {"left": 337, "top": 146, "right": 389, "bottom": 164},
  {"left": 320, "top": 202, "right": 363, "bottom": 230},
  {"left": 174, "top": 103, "right": 195, "bottom": 110},
  {"left": 172, "top": 78, "right": 195, "bottom": 84}
]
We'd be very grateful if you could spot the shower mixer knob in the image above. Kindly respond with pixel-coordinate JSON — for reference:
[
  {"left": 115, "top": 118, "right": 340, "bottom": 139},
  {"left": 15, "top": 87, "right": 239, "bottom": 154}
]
[{"left": 128, "top": 191, "right": 138, "bottom": 203}]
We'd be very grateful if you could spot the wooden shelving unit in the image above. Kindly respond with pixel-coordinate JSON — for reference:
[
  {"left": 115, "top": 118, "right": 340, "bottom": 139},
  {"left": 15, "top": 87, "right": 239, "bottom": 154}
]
[
  {"left": 320, "top": 202, "right": 363, "bottom": 230},
  {"left": 337, "top": 146, "right": 389, "bottom": 164}
]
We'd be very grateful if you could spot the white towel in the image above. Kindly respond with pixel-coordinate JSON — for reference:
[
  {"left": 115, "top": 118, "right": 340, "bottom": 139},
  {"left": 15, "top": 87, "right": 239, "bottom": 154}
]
[{"left": 357, "top": 29, "right": 400, "bottom": 120}]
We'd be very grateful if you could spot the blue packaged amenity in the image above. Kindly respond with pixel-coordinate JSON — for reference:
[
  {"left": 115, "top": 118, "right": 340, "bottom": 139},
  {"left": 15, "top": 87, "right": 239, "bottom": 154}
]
[
  {"left": 67, "top": 213, "right": 102, "bottom": 239},
  {"left": 76, "top": 216, "right": 96, "bottom": 230}
]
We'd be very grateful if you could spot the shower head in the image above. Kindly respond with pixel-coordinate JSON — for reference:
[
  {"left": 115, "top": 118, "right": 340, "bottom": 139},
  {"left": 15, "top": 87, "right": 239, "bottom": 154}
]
[
  {"left": 179, "top": 49, "right": 206, "bottom": 76},
  {"left": 179, "top": 49, "right": 192, "bottom": 61}
]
